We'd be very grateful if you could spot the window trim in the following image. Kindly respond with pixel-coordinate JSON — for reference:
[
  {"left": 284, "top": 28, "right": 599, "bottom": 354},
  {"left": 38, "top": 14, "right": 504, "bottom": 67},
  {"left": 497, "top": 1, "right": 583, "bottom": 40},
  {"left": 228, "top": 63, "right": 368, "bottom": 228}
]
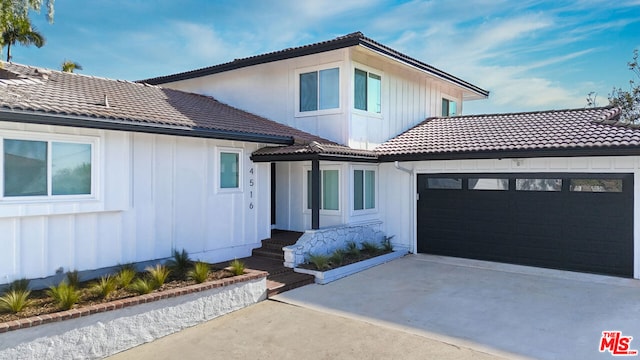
[
  {"left": 0, "top": 131, "right": 99, "bottom": 202},
  {"left": 295, "top": 62, "right": 343, "bottom": 118},
  {"left": 351, "top": 165, "right": 378, "bottom": 215},
  {"left": 353, "top": 64, "right": 383, "bottom": 115},
  {"left": 303, "top": 165, "right": 341, "bottom": 215},
  {"left": 216, "top": 147, "right": 243, "bottom": 193}
]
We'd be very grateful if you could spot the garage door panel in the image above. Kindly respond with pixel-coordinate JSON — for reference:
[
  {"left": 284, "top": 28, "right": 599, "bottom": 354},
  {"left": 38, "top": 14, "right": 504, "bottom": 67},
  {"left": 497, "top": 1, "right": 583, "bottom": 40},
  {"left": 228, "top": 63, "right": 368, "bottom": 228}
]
[{"left": 417, "top": 173, "right": 633, "bottom": 278}]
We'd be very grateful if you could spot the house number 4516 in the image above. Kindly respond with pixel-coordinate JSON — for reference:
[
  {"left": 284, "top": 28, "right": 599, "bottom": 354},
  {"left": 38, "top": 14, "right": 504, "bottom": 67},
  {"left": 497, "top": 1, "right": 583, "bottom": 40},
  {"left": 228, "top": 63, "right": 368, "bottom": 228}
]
[{"left": 248, "top": 168, "right": 254, "bottom": 209}]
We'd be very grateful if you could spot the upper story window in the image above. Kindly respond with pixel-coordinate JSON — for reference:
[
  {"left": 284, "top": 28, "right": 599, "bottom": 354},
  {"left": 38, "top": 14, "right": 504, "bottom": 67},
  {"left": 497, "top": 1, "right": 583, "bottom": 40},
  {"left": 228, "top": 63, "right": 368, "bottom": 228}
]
[
  {"left": 442, "top": 98, "right": 457, "bottom": 117},
  {"left": 354, "top": 69, "right": 381, "bottom": 113},
  {"left": 3, "top": 136, "right": 94, "bottom": 199},
  {"left": 299, "top": 67, "right": 340, "bottom": 112}
]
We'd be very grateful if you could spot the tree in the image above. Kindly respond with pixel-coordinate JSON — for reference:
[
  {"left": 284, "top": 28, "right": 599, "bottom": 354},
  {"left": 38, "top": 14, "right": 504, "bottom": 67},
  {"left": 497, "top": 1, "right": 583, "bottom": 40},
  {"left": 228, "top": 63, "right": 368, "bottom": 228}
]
[
  {"left": 61, "top": 60, "right": 82, "bottom": 73},
  {"left": 609, "top": 49, "right": 640, "bottom": 124},
  {"left": 0, "top": 0, "right": 55, "bottom": 26},
  {"left": 2, "top": 13, "right": 44, "bottom": 61}
]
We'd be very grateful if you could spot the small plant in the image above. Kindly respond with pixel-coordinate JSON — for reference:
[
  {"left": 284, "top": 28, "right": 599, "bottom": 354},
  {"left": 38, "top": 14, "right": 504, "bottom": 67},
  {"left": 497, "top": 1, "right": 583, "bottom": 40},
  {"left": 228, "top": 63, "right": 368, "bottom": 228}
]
[
  {"left": 0, "top": 289, "right": 32, "bottom": 314},
  {"left": 65, "top": 270, "right": 80, "bottom": 288},
  {"left": 228, "top": 259, "right": 245, "bottom": 276},
  {"left": 188, "top": 261, "right": 210, "bottom": 284},
  {"left": 128, "top": 278, "right": 155, "bottom": 295},
  {"left": 47, "top": 282, "right": 80, "bottom": 310},
  {"left": 329, "top": 249, "right": 345, "bottom": 267},
  {"left": 166, "top": 248, "right": 192, "bottom": 278},
  {"left": 91, "top": 275, "right": 117, "bottom": 299},
  {"left": 308, "top": 253, "right": 330, "bottom": 270},
  {"left": 361, "top": 241, "right": 381, "bottom": 254},
  {"left": 116, "top": 267, "right": 136, "bottom": 289},
  {"left": 345, "top": 241, "right": 360, "bottom": 257},
  {"left": 382, "top": 235, "right": 395, "bottom": 252},
  {"left": 8, "top": 278, "right": 30, "bottom": 292},
  {"left": 146, "top": 264, "right": 170, "bottom": 289}
]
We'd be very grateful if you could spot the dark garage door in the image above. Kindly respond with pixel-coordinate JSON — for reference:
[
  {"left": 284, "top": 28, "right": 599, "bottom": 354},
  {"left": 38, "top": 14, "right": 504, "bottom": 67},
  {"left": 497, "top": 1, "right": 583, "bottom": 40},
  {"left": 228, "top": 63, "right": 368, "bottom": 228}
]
[{"left": 417, "top": 173, "right": 634, "bottom": 277}]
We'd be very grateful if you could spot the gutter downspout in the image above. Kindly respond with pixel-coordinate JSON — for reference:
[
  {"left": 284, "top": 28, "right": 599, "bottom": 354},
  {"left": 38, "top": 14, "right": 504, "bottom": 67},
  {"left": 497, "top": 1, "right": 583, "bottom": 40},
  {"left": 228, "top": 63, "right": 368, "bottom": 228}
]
[{"left": 393, "top": 161, "right": 416, "bottom": 255}]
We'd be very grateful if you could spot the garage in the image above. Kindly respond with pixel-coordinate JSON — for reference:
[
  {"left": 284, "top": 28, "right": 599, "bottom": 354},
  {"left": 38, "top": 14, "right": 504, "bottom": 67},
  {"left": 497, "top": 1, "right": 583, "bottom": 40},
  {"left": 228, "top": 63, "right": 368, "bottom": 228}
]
[{"left": 417, "top": 173, "right": 634, "bottom": 277}]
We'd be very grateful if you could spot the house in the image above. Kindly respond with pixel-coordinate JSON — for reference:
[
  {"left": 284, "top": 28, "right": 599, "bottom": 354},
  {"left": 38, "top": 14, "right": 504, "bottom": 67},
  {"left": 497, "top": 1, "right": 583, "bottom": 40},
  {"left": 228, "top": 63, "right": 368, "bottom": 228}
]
[{"left": 1, "top": 32, "right": 639, "bottom": 287}]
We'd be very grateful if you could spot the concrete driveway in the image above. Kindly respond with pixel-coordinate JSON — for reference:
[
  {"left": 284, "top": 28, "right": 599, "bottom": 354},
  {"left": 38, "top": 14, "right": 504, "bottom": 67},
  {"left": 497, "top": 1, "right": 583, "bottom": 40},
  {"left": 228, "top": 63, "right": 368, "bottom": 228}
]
[{"left": 273, "top": 254, "right": 640, "bottom": 360}]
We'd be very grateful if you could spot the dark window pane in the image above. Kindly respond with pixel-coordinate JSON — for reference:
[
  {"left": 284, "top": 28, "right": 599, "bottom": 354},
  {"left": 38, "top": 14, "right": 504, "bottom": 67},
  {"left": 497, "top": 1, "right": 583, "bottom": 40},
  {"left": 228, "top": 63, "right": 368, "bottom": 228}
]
[
  {"left": 354, "top": 69, "right": 367, "bottom": 111},
  {"left": 354, "top": 170, "right": 363, "bottom": 210},
  {"left": 52, "top": 142, "right": 92, "bottom": 195},
  {"left": 323, "top": 170, "right": 339, "bottom": 210},
  {"left": 300, "top": 72, "right": 318, "bottom": 111},
  {"left": 570, "top": 179, "right": 622, "bottom": 192},
  {"left": 426, "top": 178, "right": 462, "bottom": 189},
  {"left": 4, "top": 139, "right": 47, "bottom": 196},
  {"left": 516, "top": 179, "right": 562, "bottom": 191}
]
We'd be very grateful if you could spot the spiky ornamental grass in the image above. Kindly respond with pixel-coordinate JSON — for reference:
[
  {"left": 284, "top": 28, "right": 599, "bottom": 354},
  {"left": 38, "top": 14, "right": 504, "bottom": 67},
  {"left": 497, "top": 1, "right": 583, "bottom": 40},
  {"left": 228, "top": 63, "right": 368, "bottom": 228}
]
[
  {"left": 166, "top": 249, "right": 192, "bottom": 278},
  {"left": 91, "top": 275, "right": 117, "bottom": 299},
  {"left": 146, "top": 264, "right": 170, "bottom": 289},
  {"left": 65, "top": 270, "right": 80, "bottom": 288},
  {"left": 0, "top": 289, "right": 32, "bottom": 314},
  {"left": 8, "top": 278, "right": 30, "bottom": 293},
  {"left": 188, "top": 261, "right": 210, "bottom": 284},
  {"left": 307, "top": 253, "right": 331, "bottom": 270},
  {"left": 128, "top": 278, "right": 155, "bottom": 295},
  {"left": 360, "top": 241, "right": 381, "bottom": 255},
  {"left": 116, "top": 268, "right": 136, "bottom": 289},
  {"left": 46, "top": 282, "right": 80, "bottom": 310},
  {"left": 228, "top": 259, "right": 245, "bottom": 276}
]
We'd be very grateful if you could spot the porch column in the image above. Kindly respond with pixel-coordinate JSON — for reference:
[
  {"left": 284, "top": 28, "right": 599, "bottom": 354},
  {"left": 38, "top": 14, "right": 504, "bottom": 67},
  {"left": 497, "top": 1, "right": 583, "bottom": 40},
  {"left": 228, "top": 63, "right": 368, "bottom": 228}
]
[{"left": 311, "top": 158, "right": 320, "bottom": 230}]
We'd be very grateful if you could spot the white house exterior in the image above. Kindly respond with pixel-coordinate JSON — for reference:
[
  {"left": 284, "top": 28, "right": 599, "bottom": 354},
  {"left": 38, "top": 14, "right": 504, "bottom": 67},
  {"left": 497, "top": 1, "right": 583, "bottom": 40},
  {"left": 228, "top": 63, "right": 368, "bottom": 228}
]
[{"left": 2, "top": 32, "right": 640, "bottom": 286}]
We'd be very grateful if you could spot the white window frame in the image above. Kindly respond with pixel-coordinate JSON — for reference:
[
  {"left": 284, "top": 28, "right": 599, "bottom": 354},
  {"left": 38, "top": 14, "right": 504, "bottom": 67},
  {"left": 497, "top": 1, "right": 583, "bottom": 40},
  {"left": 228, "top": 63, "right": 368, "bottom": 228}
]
[
  {"left": 216, "top": 147, "right": 243, "bottom": 193},
  {"left": 0, "top": 131, "right": 99, "bottom": 202},
  {"left": 441, "top": 96, "right": 459, "bottom": 117},
  {"left": 303, "top": 165, "right": 341, "bottom": 215},
  {"left": 353, "top": 63, "right": 383, "bottom": 116},
  {"left": 295, "top": 62, "right": 343, "bottom": 118},
  {"left": 351, "top": 165, "right": 378, "bottom": 215}
]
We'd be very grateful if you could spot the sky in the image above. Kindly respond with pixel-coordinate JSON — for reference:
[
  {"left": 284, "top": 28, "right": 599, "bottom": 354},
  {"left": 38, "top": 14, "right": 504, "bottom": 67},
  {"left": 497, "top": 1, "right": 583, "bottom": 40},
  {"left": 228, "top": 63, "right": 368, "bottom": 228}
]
[{"left": 12, "top": 0, "right": 640, "bottom": 115}]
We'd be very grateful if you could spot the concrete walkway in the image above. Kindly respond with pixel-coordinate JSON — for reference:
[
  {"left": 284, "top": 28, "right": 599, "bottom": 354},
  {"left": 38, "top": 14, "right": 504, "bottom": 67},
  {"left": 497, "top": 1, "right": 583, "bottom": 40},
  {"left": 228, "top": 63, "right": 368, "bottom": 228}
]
[
  {"left": 108, "top": 300, "right": 502, "bottom": 360},
  {"left": 273, "top": 254, "right": 640, "bottom": 360}
]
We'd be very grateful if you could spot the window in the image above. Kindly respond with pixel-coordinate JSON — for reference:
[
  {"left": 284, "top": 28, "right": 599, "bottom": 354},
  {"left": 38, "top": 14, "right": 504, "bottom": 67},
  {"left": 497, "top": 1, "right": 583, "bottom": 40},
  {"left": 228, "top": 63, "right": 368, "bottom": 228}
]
[
  {"left": 469, "top": 178, "right": 509, "bottom": 191},
  {"left": 354, "top": 69, "right": 381, "bottom": 113},
  {"left": 426, "top": 178, "right": 462, "bottom": 189},
  {"left": 354, "top": 169, "right": 375, "bottom": 210},
  {"left": 442, "top": 98, "right": 457, "bottom": 117},
  {"left": 299, "top": 67, "right": 339, "bottom": 112},
  {"left": 516, "top": 178, "right": 562, "bottom": 191},
  {"left": 220, "top": 151, "right": 239, "bottom": 189},
  {"left": 570, "top": 179, "right": 622, "bottom": 192},
  {"left": 3, "top": 138, "right": 92, "bottom": 198},
  {"left": 307, "top": 169, "right": 339, "bottom": 210}
]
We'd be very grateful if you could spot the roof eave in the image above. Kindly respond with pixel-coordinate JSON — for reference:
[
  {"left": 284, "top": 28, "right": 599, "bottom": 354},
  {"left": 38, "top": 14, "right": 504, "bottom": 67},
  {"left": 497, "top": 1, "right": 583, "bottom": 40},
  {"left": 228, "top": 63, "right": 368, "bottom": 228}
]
[{"left": 0, "top": 109, "right": 295, "bottom": 145}]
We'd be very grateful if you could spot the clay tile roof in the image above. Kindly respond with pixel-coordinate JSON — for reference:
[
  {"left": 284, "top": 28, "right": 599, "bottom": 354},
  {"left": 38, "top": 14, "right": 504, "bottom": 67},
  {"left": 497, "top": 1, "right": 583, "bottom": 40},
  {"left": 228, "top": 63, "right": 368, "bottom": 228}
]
[
  {"left": 0, "top": 62, "right": 329, "bottom": 145},
  {"left": 251, "top": 141, "right": 378, "bottom": 161},
  {"left": 375, "top": 107, "right": 640, "bottom": 160}
]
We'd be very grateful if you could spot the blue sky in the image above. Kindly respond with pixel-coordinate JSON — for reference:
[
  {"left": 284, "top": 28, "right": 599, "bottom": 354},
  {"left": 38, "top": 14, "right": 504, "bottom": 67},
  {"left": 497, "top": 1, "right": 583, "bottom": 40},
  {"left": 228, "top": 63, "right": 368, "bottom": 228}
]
[{"left": 14, "top": 0, "right": 640, "bottom": 114}]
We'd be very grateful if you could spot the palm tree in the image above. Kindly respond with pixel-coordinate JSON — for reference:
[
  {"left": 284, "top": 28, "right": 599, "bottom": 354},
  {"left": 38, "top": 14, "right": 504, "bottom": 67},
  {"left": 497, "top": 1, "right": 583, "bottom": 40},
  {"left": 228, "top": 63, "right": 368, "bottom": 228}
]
[
  {"left": 2, "top": 15, "right": 45, "bottom": 62},
  {"left": 61, "top": 60, "right": 83, "bottom": 73}
]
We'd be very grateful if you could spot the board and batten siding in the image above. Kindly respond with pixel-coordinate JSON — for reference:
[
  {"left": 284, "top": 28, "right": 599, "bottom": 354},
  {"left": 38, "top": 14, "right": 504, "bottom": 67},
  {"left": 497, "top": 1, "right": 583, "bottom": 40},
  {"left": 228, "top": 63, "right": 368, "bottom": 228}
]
[
  {"left": 0, "top": 122, "right": 270, "bottom": 284},
  {"left": 381, "top": 156, "right": 640, "bottom": 279}
]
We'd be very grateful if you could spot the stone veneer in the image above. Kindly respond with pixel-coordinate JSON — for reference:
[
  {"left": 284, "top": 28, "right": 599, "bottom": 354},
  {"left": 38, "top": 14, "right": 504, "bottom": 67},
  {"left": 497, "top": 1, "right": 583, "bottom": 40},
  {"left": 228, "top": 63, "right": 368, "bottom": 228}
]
[
  {"left": 283, "top": 221, "right": 386, "bottom": 268},
  {"left": 0, "top": 270, "right": 267, "bottom": 360}
]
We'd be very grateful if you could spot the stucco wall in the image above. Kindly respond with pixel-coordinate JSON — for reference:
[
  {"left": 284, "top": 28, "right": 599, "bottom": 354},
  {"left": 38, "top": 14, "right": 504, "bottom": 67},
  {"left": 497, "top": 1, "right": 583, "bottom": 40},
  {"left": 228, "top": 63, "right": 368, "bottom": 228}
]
[{"left": 0, "top": 122, "right": 271, "bottom": 285}]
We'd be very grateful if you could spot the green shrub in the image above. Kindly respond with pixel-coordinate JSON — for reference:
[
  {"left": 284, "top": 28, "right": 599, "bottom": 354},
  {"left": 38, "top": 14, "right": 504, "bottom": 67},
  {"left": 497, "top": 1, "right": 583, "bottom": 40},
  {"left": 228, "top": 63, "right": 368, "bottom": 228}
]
[
  {"left": 166, "top": 248, "right": 192, "bottom": 278},
  {"left": 228, "top": 259, "right": 245, "bottom": 276},
  {"left": 146, "top": 264, "right": 170, "bottom": 289},
  {"left": 329, "top": 249, "right": 345, "bottom": 267},
  {"left": 8, "top": 278, "right": 30, "bottom": 292},
  {"left": 128, "top": 278, "right": 155, "bottom": 295},
  {"left": 0, "top": 289, "right": 32, "bottom": 314},
  {"left": 188, "top": 261, "right": 210, "bottom": 284},
  {"left": 345, "top": 241, "right": 360, "bottom": 257},
  {"left": 116, "top": 268, "right": 136, "bottom": 289},
  {"left": 308, "top": 253, "right": 330, "bottom": 270},
  {"left": 361, "top": 241, "right": 380, "bottom": 254},
  {"left": 91, "top": 275, "right": 117, "bottom": 299},
  {"left": 65, "top": 270, "right": 80, "bottom": 288},
  {"left": 382, "top": 235, "right": 395, "bottom": 252},
  {"left": 47, "top": 282, "right": 80, "bottom": 310}
]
